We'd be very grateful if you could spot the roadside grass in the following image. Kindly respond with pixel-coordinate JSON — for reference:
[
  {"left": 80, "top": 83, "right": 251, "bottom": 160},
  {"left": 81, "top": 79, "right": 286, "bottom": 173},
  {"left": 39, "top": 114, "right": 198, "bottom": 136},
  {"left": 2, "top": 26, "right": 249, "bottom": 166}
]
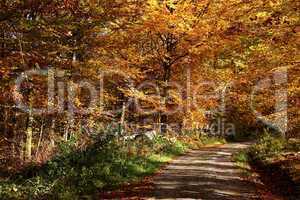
[
  {"left": 232, "top": 150, "right": 255, "bottom": 180},
  {"left": 234, "top": 132, "right": 299, "bottom": 168},
  {"left": 201, "top": 136, "right": 226, "bottom": 146},
  {"left": 0, "top": 132, "right": 224, "bottom": 199},
  {"left": 233, "top": 132, "right": 300, "bottom": 198},
  {"left": 233, "top": 150, "right": 250, "bottom": 169},
  {"left": 247, "top": 133, "right": 300, "bottom": 166}
]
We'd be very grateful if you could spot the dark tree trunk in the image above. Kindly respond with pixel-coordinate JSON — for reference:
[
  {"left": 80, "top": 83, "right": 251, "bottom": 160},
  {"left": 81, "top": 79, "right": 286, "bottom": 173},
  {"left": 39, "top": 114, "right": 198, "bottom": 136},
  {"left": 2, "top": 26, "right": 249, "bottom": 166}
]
[{"left": 160, "top": 60, "right": 171, "bottom": 134}]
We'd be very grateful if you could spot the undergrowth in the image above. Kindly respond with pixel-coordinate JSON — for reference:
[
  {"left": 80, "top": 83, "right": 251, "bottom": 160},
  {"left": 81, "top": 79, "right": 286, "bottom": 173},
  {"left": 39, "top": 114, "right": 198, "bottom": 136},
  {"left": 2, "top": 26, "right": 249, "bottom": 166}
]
[
  {"left": 248, "top": 133, "right": 300, "bottom": 162},
  {"left": 237, "top": 132, "right": 300, "bottom": 198},
  {"left": 233, "top": 132, "right": 299, "bottom": 166},
  {"left": 0, "top": 130, "right": 223, "bottom": 199}
]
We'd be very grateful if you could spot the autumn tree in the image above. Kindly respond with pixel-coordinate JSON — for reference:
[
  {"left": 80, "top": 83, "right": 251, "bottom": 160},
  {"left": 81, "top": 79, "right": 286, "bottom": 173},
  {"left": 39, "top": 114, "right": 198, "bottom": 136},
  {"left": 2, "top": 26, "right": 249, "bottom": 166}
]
[{"left": 0, "top": 0, "right": 144, "bottom": 166}]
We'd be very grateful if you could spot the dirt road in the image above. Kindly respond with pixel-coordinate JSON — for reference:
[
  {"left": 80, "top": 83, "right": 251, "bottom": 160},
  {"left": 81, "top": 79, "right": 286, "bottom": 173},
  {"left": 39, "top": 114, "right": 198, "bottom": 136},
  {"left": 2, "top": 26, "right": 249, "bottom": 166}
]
[{"left": 149, "top": 143, "right": 258, "bottom": 200}]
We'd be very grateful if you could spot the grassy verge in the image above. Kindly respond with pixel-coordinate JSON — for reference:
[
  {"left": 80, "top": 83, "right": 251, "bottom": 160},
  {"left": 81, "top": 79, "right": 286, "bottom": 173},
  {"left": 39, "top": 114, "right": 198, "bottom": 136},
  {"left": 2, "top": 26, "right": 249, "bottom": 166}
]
[
  {"left": 233, "top": 150, "right": 250, "bottom": 169},
  {"left": 0, "top": 132, "right": 224, "bottom": 199},
  {"left": 233, "top": 133, "right": 300, "bottom": 199},
  {"left": 232, "top": 149, "right": 254, "bottom": 180}
]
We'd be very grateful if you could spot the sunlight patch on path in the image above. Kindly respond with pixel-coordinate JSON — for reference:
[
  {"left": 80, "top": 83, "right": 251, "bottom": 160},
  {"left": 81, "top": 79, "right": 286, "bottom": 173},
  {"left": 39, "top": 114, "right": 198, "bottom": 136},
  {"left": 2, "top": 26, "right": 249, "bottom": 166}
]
[{"left": 149, "top": 143, "right": 258, "bottom": 200}]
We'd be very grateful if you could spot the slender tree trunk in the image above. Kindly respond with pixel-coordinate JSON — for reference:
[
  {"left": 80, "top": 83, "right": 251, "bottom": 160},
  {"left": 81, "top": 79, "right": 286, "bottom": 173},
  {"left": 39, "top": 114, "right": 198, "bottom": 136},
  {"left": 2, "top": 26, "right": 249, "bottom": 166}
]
[
  {"left": 3, "top": 106, "right": 8, "bottom": 136},
  {"left": 66, "top": 82, "right": 75, "bottom": 140},
  {"left": 35, "top": 119, "right": 44, "bottom": 158},
  {"left": 20, "top": 136, "right": 24, "bottom": 161},
  {"left": 120, "top": 101, "right": 126, "bottom": 135},
  {"left": 157, "top": 112, "right": 162, "bottom": 133},
  {"left": 25, "top": 102, "right": 33, "bottom": 161},
  {"left": 11, "top": 112, "right": 17, "bottom": 159},
  {"left": 160, "top": 62, "right": 171, "bottom": 134},
  {"left": 64, "top": 126, "right": 69, "bottom": 141},
  {"left": 1, "top": 30, "right": 5, "bottom": 58},
  {"left": 65, "top": 112, "right": 75, "bottom": 141},
  {"left": 50, "top": 119, "right": 56, "bottom": 147}
]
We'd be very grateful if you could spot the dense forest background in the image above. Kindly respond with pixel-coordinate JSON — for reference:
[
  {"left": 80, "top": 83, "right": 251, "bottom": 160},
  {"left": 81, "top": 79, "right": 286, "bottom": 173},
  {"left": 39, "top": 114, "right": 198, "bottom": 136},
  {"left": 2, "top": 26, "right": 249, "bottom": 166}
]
[{"left": 0, "top": 1, "right": 299, "bottom": 198}]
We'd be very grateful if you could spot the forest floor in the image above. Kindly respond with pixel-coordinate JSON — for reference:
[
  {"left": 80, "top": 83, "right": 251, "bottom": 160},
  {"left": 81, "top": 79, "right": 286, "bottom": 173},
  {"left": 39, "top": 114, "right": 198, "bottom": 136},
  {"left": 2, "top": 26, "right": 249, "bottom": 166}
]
[{"left": 100, "top": 143, "right": 260, "bottom": 199}]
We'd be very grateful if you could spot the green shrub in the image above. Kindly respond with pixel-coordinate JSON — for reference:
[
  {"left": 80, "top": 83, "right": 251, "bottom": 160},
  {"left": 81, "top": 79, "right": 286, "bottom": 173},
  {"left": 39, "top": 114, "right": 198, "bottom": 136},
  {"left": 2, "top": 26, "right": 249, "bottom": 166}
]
[
  {"left": 233, "top": 150, "right": 254, "bottom": 171},
  {"left": 0, "top": 132, "right": 194, "bottom": 199},
  {"left": 0, "top": 128, "right": 225, "bottom": 199},
  {"left": 233, "top": 150, "right": 249, "bottom": 164},
  {"left": 249, "top": 132, "right": 286, "bottom": 161}
]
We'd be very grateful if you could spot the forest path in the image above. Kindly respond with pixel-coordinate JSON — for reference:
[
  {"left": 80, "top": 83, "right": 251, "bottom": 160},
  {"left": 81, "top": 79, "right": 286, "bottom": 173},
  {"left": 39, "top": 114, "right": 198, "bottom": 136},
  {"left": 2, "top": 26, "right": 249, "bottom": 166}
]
[{"left": 148, "top": 143, "right": 258, "bottom": 200}]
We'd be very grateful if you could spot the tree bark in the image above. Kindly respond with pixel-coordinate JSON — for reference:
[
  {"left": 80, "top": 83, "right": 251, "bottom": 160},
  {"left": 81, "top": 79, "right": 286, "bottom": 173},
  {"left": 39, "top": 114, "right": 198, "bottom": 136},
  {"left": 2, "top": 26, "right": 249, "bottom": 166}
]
[
  {"left": 35, "top": 119, "right": 44, "bottom": 158},
  {"left": 3, "top": 106, "right": 8, "bottom": 136},
  {"left": 160, "top": 63, "right": 171, "bottom": 134},
  {"left": 0, "top": 29, "right": 5, "bottom": 58},
  {"left": 50, "top": 118, "right": 56, "bottom": 147},
  {"left": 120, "top": 101, "right": 126, "bottom": 135},
  {"left": 25, "top": 102, "right": 33, "bottom": 161}
]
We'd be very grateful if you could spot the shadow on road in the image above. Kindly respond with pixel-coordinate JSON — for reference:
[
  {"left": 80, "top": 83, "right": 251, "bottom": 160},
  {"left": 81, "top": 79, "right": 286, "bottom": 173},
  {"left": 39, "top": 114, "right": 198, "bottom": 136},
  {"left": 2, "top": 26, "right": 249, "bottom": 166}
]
[{"left": 100, "top": 143, "right": 258, "bottom": 200}]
